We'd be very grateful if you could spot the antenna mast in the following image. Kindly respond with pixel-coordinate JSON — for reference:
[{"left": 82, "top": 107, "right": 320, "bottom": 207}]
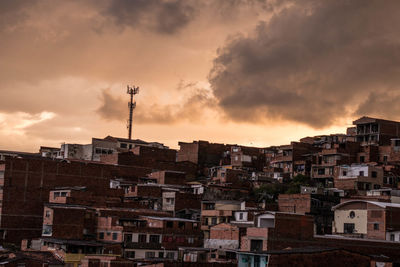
[{"left": 126, "top": 85, "right": 139, "bottom": 140}]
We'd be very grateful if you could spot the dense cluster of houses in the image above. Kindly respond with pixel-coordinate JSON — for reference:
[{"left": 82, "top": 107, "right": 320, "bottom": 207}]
[{"left": 0, "top": 116, "right": 400, "bottom": 266}]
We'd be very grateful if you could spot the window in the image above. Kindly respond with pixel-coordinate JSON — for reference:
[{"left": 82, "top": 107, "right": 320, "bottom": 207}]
[
  {"left": 129, "top": 144, "right": 133, "bottom": 149},
  {"left": 211, "top": 217, "right": 217, "bottom": 225},
  {"left": 250, "top": 240, "right": 263, "bottom": 252},
  {"left": 342, "top": 170, "right": 347, "bottom": 176},
  {"left": 95, "top": 148, "right": 102, "bottom": 154},
  {"left": 239, "top": 213, "right": 243, "bottom": 220},
  {"left": 204, "top": 203, "right": 215, "bottom": 210},
  {"left": 125, "top": 251, "right": 135, "bottom": 258},
  {"left": 45, "top": 210, "right": 51, "bottom": 218},
  {"left": 349, "top": 211, "right": 355, "bottom": 219},
  {"left": 42, "top": 225, "right": 52, "bottom": 236},
  {"left": 166, "top": 221, "right": 173, "bottom": 228},
  {"left": 178, "top": 222, "right": 185, "bottom": 229},
  {"left": 390, "top": 234, "right": 395, "bottom": 241},
  {"left": 360, "top": 156, "right": 365, "bottom": 163},
  {"left": 374, "top": 223, "right": 379, "bottom": 230},
  {"left": 99, "top": 232, "right": 104, "bottom": 239},
  {"left": 188, "top": 237, "right": 194, "bottom": 244},
  {"left": 112, "top": 233, "right": 118, "bottom": 240},
  {"left": 158, "top": 252, "right": 164, "bottom": 258},
  {"left": 124, "top": 234, "right": 132, "bottom": 243},
  {"left": 318, "top": 169, "right": 325, "bottom": 175},
  {"left": 166, "top": 252, "right": 175, "bottom": 259},
  {"left": 359, "top": 171, "right": 365, "bottom": 176},
  {"left": 166, "top": 198, "right": 175, "bottom": 204},
  {"left": 120, "top": 143, "right": 128, "bottom": 149},
  {"left": 383, "top": 156, "right": 388, "bottom": 163},
  {"left": 211, "top": 254, "right": 216, "bottom": 259},
  {"left": 138, "top": 234, "right": 147, "bottom": 243},
  {"left": 344, "top": 223, "right": 355, "bottom": 234},
  {"left": 53, "top": 192, "right": 60, "bottom": 198},
  {"left": 149, "top": 235, "right": 160, "bottom": 243},
  {"left": 145, "top": 252, "right": 155, "bottom": 258},
  {"left": 372, "top": 171, "right": 377, "bottom": 178}
]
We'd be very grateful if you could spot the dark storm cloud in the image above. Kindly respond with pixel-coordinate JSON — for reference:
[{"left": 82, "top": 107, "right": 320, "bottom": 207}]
[
  {"left": 355, "top": 92, "right": 400, "bottom": 119},
  {"left": 209, "top": 0, "right": 400, "bottom": 128},
  {"left": 102, "top": 0, "right": 196, "bottom": 34},
  {"left": 97, "top": 84, "right": 215, "bottom": 124},
  {"left": 0, "top": 0, "right": 37, "bottom": 29}
]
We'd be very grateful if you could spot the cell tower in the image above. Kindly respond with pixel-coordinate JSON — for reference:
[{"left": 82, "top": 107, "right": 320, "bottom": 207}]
[{"left": 126, "top": 84, "right": 139, "bottom": 140}]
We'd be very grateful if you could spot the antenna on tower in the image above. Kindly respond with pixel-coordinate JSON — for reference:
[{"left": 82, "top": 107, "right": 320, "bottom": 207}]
[{"left": 126, "top": 84, "right": 139, "bottom": 140}]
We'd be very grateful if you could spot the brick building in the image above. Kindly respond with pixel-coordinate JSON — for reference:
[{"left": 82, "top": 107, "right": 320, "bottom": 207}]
[
  {"left": 334, "top": 164, "right": 384, "bottom": 192},
  {"left": 353, "top": 116, "right": 400, "bottom": 146},
  {"left": 0, "top": 157, "right": 152, "bottom": 244},
  {"left": 332, "top": 200, "right": 400, "bottom": 241}
]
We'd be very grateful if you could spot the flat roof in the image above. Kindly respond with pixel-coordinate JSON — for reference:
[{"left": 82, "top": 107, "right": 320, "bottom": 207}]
[{"left": 140, "top": 216, "right": 199, "bottom": 223}]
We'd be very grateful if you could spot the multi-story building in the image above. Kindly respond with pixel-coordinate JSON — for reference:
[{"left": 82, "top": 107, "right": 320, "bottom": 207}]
[
  {"left": 332, "top": 200, "right": 400, "bottom": 241},
  {"left": 334, "top": 164, "right": 384, "bottom": 192},
  {"left": 353, "top": 116, "right": 400, "bottom": 146},
  {"left": 311, "top": 142, "right": 360, "bottom": 187},
  {"left": 200, "top": 200, "right": 243, "bottom": 239},
  {"left": 270, "top": 142, "right": 319, "bottom": 178},
  {"left": 122, "top": 216, "right": 203, "bottom": 261}
]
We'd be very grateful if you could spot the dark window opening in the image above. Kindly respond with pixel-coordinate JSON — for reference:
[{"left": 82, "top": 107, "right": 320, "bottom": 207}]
[{"left": 344, "top": 223, "right": 355, "bottom": 234}]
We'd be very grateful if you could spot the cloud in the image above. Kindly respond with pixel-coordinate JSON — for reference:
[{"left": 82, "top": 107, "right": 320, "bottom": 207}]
[
  {"left": 354, "top": 92, "right": 400, "bottom": 119},
  {"left": 209, "top": 0, "right": 400, "bottom": 128},
  {"left": 97, "top": 83, "right": 216, "bottom": 124},
  {"left": 0, "top": 111, "right": 55, "bottom": 136},
  {"left": 102, "top": 0, "right": 196, "bottom": 34}
]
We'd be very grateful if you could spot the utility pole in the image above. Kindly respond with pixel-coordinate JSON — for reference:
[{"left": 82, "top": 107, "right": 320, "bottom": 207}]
[{"left": 126, "top": 85, "right": 139, "bottom": 140}]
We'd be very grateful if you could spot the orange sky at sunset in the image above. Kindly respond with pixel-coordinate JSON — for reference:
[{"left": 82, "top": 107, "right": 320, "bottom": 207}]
[{"left": 2, "top": 0, "right": 400, "bottom": 151}]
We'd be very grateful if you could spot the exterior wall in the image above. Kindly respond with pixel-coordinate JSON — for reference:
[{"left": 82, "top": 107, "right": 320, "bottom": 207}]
[
  {"left": 162, "top": 191, "right": 176, "bottom": 212},
  {"left": 177, "top": 142, "right": 199, "bottom": 164},
  {"left": 124, "top": 249, "right": 177, "bottom": 260},
  {"left": 334, "top": 165, "right": 383, "bottom": 190},
  {"left": 241, "top": 227, "right": 269, "bottom": 252},
  {"left": 278, "top": 194, "right": 311, "bottom": 214},
  {"left": 44, "top": 206, "right": 96, "bottom": 240},
  {"left": 267, "top": 250, "right": 371, "bottom": 267},
  {"left": 234, "top": 211, "right": 248, "bottom": 222},
  {"left": 238, "top": 254, "right": 268, "bottom": 267},
  {"left": 367, "top": 208, "right": 385, "bottom": 240},
  {"left": 334, "top": 209, "right": 368, "bottom": 234},
  {"left": 97, "top": 216, "right": 123, "bottom": 242},
  {"left": 0, "top": 157, "right": 150, "bottom": 244},
  {"left": 204, "top": 239, "right": 239, "bottom": 250},
  {"left": 386, "top": 231, "right": 400, "bottom": 242},
  {"left": 215, "top": 202, "right": 242, "bottom": 211}
]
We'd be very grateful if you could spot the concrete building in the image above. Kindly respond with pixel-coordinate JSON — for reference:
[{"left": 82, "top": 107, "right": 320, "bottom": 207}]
[
  {"left": 353, "top": 116, "right": 400, "bottom": 146},
  {"left": 332, "top": 200, "right": 400, "bottom": 241},
  {"left": 311, "top": 142, "right": 360, "bottom": 187},
  {"left": 334, "top": 164, "right": 384, "bottom": 192},
  {"left": 200, "top": 200, "right": 243, "bottom": 239}
]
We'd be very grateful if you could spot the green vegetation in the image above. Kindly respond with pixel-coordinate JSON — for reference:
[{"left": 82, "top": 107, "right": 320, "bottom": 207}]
[{"left": 285, "top": 174, "right": 313, "bottom": 194}]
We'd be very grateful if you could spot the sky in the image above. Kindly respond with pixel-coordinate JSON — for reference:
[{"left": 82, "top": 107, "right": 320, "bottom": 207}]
[{"left": 1, "top": 0, "right": 400, "bottom": 151}]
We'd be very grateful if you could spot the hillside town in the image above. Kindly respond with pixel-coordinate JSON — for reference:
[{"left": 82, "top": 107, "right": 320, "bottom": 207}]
[{"left": 0, "top": 116, "right": 400, "bottom": 266}]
